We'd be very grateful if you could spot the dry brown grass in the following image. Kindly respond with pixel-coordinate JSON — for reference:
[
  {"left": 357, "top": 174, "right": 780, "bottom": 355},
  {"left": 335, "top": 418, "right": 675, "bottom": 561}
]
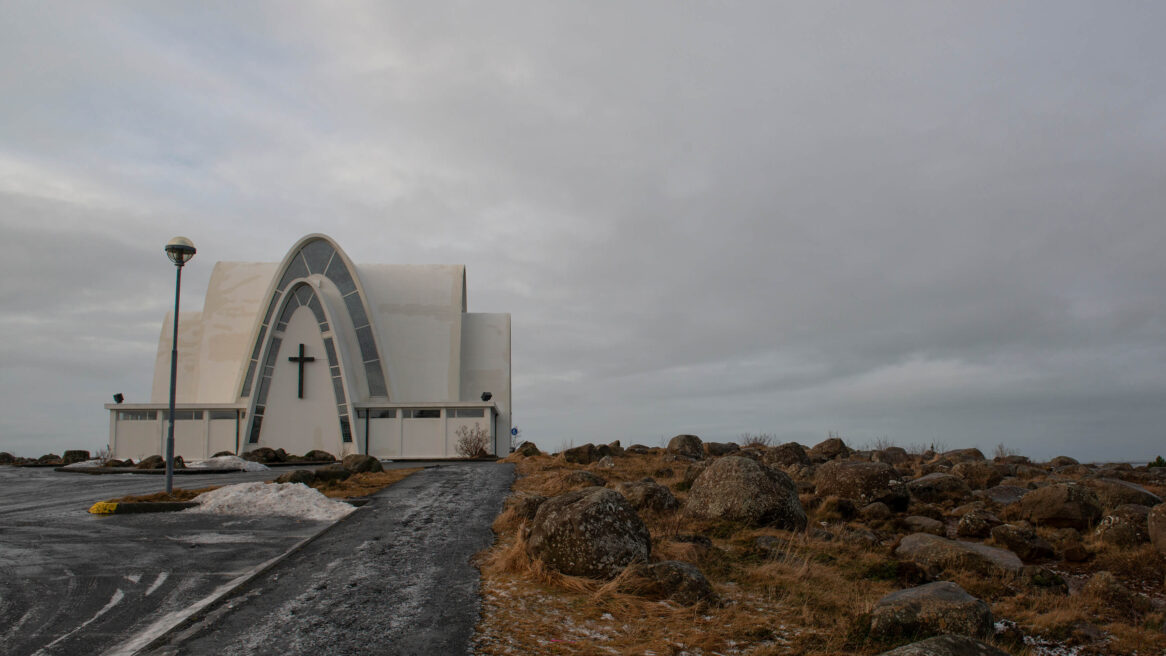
[
  {"left": 107, "top": 486, "right": 220, "bottom": 503},
  {"left": 312, "top": 468, "right": 421, "bottom": 498},
  {"left": 473, "top": 452, "right": 1166, "bottom": 655},
  {"left": 103, "top": 468, "right": 421, "bottom": 505}
]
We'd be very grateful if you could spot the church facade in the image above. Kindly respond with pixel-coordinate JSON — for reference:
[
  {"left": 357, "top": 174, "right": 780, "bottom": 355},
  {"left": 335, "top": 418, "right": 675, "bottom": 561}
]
[{"left": 106, "top": 234, "right": 511, "bottom": 461}]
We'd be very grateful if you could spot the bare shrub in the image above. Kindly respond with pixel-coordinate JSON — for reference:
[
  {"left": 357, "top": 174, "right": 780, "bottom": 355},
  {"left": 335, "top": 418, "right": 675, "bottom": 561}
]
[
  {"left": 739, "top": 432, "right": 773, "bottom": 448},
  {"left": 94, "top": 444, "right": 113, "bottom": 463},
  {"left": 456, "top": 422, "right": 491, "bottom": 458},
  {"left": 864, "top": 436, "right": 896, "bottom": 451},
  {"left": 993, "top": 442, "right": 1018, "bottom": 459}
]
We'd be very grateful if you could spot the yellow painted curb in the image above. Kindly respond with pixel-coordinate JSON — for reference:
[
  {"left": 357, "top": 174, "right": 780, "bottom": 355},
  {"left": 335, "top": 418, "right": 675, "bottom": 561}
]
[{"left": 89, "top": 501, "right": 118, "bottom": 514}]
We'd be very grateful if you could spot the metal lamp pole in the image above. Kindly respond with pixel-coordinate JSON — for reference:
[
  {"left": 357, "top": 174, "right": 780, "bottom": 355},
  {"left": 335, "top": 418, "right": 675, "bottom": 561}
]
[{"left": 164, "top": 237, "right": 196, "bottom": 494}]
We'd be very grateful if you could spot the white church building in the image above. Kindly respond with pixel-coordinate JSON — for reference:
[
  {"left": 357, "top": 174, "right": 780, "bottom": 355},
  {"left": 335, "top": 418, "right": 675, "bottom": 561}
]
[{"left": 106, "top": 234, "right": 511, "bottom": 461}]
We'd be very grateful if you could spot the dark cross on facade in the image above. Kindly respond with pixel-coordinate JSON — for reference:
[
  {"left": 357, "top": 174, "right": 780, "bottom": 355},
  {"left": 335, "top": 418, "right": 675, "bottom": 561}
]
[{"left": 288, "top": 343, "right": 316, "bottom": 399}]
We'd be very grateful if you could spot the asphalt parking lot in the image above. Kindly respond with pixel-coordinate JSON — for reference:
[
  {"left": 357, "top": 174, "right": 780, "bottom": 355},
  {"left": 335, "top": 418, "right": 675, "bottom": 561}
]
[
  {"left": 0, "top": 466, "right": 325, "bottom": 656},
  {"left": 0, "top": 461, "right": 510, "bottom": 656}
]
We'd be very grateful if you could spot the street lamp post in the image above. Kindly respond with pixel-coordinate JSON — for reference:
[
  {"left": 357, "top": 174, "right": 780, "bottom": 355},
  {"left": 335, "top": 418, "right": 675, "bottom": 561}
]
[{"left": 164, "top": 236, "right": 196, "bottom": 494}]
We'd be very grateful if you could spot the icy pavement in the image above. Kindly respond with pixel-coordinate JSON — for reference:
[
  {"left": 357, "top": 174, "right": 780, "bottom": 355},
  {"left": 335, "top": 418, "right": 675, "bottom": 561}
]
[
  {"left": 144, "top": 461, "right": 514, "bottom": 656},
  {"left": 0, "top": 466, "right": 326, "bottom": 656}
]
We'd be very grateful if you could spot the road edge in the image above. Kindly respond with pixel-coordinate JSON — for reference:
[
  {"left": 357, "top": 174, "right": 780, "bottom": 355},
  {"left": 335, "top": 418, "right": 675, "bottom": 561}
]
[{"left": 106, "top": 504, "right": 365, "bottom": 656}]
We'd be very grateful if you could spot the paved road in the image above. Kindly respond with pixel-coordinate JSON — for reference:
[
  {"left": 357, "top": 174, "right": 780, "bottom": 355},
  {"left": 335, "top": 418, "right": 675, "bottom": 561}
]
[
  {"left": 0, "top": 461, "right": 512, "bottom": 656},
  {"left": 144, "top": 462, "right": 514, "bottom": 656},
  {"left": 0, "top": 466, "right": 339, "bottom": 656}
]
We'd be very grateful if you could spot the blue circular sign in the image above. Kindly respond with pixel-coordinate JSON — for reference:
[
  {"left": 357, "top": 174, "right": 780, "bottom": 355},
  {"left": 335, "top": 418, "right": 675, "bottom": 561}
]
[{"left": 510, "top": 427, "right": 519, "bottom": 436}]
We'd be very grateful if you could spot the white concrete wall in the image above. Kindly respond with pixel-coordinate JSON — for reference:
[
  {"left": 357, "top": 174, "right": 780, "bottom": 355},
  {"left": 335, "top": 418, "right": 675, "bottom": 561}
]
[
  {"left": 151, "top": 311, "right": 204, "bottom": 403},
  {"left": 112, "top": 415, "right": 162, "bottom": 461},
  {"left": 149, "top": 263, "right": 277, "bottom": 404},
  {"left": 208, "top": 417, "right": 238, "bottom": 455},
  {"left": 253, "top": 306, "right": 346, "bottom": 457},
  {"left": 194, "top": 262, "right": 278, "bottom": 402},
  {"left": 402, "top": 412, "right": 445, "bottom": 457},
  {"left": 445, "top": 415, "right": 493, "bottom": 457},
  {"left": 459, "top": 313, "right": 511, "bottom": 455},
  {"left": 367, "top": 415, "right": 401, "bottom": 458},
  {"left": 358, "top": 265, "right": 465, "bottom": 403}
]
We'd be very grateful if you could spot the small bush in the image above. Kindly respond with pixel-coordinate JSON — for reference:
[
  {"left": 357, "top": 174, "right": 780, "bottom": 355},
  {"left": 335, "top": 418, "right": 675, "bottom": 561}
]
[
  {"left": 740, "top": 432, "right": 773, "bottom": 448},
  {"left": 994, "top": 442, "right": 1018, "bottom": 459},
  {"left": 455, "top": 423, "right": 491, "bottom": 458}
]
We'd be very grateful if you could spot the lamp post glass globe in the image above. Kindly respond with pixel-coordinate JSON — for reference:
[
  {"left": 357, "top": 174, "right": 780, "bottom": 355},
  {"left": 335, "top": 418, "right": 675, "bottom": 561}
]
[{"left": 165, "top": 236, "right": 196, "bottom": 266}]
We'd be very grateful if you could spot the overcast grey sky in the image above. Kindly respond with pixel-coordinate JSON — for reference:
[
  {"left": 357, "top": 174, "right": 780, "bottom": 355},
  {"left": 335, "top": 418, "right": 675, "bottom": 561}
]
[{"left": 2, "top": 2, "right": 1163, "bottom": 462}]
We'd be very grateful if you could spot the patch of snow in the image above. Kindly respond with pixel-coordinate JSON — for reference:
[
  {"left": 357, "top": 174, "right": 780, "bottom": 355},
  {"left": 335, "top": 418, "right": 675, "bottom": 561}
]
[
  {"left": 62, "top": 459, "right": 105, "bottom": 469},
  {"left": 184, "top": 482, "right": 353, "bottom": 521},
  {"left": 145, "top": 572, "right": 168, "bottom": 596},
  {"left": 185, "top": 455, "right": 269, "bottom": 472}
]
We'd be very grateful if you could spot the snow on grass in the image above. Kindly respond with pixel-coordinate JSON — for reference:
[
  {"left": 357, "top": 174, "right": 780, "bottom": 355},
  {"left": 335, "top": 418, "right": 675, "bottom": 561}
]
[
  {"left": 185, "top": 455, "right": 270, "bottom": 472},
  {"left": 185, "top": 482, "right": 354, "bottom": 521}
]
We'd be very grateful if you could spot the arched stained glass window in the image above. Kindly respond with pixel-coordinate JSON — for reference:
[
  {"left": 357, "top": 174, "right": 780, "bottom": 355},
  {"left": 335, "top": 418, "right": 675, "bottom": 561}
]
[{"left": 240, "top": 237, "right": 387, "bottom": 400}]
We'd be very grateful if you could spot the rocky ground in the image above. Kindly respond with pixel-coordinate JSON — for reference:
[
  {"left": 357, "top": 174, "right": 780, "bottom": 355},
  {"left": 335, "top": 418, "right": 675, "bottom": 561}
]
[{"left": 473, "top": 436, "right": 1166, "bottom": 655}]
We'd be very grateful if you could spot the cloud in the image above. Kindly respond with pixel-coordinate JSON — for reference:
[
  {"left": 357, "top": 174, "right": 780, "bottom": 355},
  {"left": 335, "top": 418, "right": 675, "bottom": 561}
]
[{"left": 1, "top": 2, "right": 1164, "bottom": 462}]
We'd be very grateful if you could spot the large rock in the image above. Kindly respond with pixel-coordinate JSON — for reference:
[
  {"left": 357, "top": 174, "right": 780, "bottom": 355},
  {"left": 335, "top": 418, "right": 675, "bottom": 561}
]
[
  {"left": 870, "top": 581, "right": 993, "bottom": 639},
  {"left": 274, "top": 469, "right": 316, "bottom": 485},
  {"left": 1081, "top": 478, "right": 1162, "bottom": 510},
  {"left": 515, "top": 441, "right": 542, "bottom": 457},
  {"left": 302, "top": 449, "right": 337, "bottom": 462},
  {"left": 873, "top": 446, "right": 911, "bottom": 465},
  {"left": 894, "top": 533, "right": 1023, "bottom": 576},
  {"left": 562, "top": 471, "right": 606, "bottom": 490},
  {"left": 667, "top": 434, "right": 704, "bottom": 460},
  {"left": 956, "top": 509, "right": 1002, "bottom": 538},
  {"left": 503, "top": 493, "right": 547, "bottom": 523},
  {"left": 876, "top": 635, "right": 1011, "bottom": 656},
  {"left": 703, "top": 442, "right": 739, "bottom": 457},
  {"left": 1103, "top": 504, "right": 1151, "bottom": 543},
  {"left": 617, "top": 561, "right": 718, "bottom": 606},
  {"left": 1149, "top": 503, "right": 1166, "bottom": 554},
  {"left": 764, "top": 442, "right": 811, "bottom": 468},
  {"left": 903, "top": 516, "right": 946, "bottom": 536},
  {"left": 342, "top": 453, "right": 383, "bottom": 473},
  {"left": 618, "top": 478, "right": 679, "bottom": 512},
  {"left": 814, "top": 461, "right": 905, "bottom": 508},
  {"left": 527, "top": 487, "right": 651, "bottom": 579},
  {"left": 136, "top": 455, "right": 165, "bottom": 469},
  {"left": 61, "top": 450, "right": 90, "bottom": 465},
  {"left": 940, "top": 449, "right": 985, "bottom": 464},
  {"left": 314, "top": 463, "right": 353, "bottom": 482},
  {"left": 908, "top": 473, "right": 973, "bottom": 505},
  {"left": 975, "top": 485, "right": 1028, "bottom": 506},
  {"left": 1048, "top": 455, "right": 1079, "bottom": 468},
  {"left": 951, "top": 462, "right": 1005, "bottom": 490},
  {"left": 1095, "top": 514, "right": 1145, "bottom": 547},
  {"left": 242, "top": 447, "right": 283, "bottom": 463},
  {"left": 808, "top": 437, "right": 850, "bottom": 462},
  {"left": 685, "top": 456, "right": 807, "bottom": 530},
  {"left": 1016, "top": 484, "right": 1102, "bottom": 530},
  {"left": 990, "top": 524, "right": 1055, "bottom": 562},
  {"left": 562, "top": 443, "right": 597, "bottom": 464}
]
